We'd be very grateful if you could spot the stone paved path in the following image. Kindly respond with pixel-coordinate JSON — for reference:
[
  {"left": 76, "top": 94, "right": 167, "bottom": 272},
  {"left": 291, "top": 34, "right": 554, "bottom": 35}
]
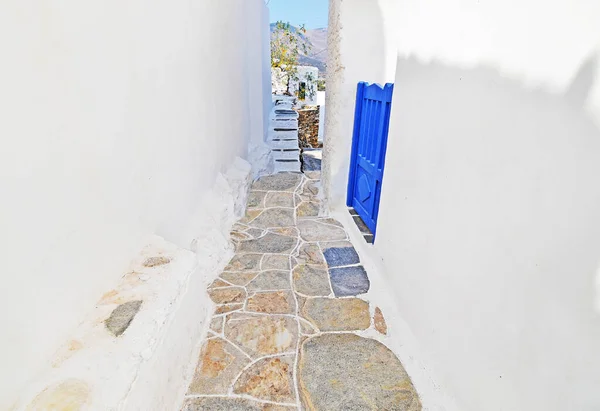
[{"left": 181, "top": 168, "right": 421, "bottom": 411}]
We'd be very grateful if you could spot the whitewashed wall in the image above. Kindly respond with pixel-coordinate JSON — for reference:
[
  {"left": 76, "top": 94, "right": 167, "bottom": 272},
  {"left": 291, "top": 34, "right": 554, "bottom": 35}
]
[
  {"left": 289, "top": 66, "right": 319, "bottom": 106},
  {"left": 0, "top": 0, "right": 269, "bottom": 408},
  {"left": 327, "top": 0, "right": 600, "bottom": 410}
]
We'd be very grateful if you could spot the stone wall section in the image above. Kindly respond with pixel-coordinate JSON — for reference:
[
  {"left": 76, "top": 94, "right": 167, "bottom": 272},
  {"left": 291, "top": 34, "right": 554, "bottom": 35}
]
[{"left": 298, "top": 107, "right": 321, "bottom": 149}]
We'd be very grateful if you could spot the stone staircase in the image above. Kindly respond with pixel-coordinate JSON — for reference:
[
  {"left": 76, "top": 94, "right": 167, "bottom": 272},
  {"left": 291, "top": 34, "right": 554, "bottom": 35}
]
[{"left": 269, "top": 102, "right": 301, "bottom": 173}]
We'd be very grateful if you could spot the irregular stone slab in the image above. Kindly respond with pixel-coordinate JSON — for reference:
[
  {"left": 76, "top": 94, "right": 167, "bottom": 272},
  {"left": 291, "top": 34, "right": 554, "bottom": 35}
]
[
  {"left": 27, "top": 379, "right": 90, "bottom": 411},
  {"left": 264, "top": 192, "right": 295, "bottom": 208},
  {"left": 268, "top": 227, "right": 299, "bottom": 238},
  {"left": 299, "top": 317, "right": 318, "bottom": 335},
  {"left": 374, "top": 307, "right": 388, "bottom": 335},
  {"left": 220, "top": 272, "right": 258, "bottom": 286},
  {"left": 105, "top": 300, "right": 142, "bottom": 337},
  {"left": 247, "top": 291, "right": 295, "bottom": 314},
  {"left": 238, "top": 233, "right": 297, "bottom": 254},
  {"left": 250, "top": 208, "right": 295, "bottom": 229},
  {"left": 299, "top": 334, "right": 421, "bottom": 411},
  {"left": 319, "top": 217, "right": 344, "bottom": 227},
  {"left": 297, "top": 201, "right": 319, "bottom": 217},
  {"left": 182, "top": 397, "right": 295, "bottom": 411},
  {"left": 214, "top": 303, "right": 243, "bottom": 315},
  {"left": 252, "top": 173, "right": 302, "bottom": 191},
  {"left": 293, "top": 265, "right": 331, "bottom": 296},
  {"left": 322, "top": 246, "right": 360, "bottom": 268},
  {"left": 295, "top": 243, "right": 325, "bottom": 266},
  {"left": 225, "top": 313, "right": 298, "bottom": 358},
  {"left": 187, "top": 338, "right": 250, "bottom": 395},
  {"left": 261, "top": 254, "right": 290, "bottom": 270},
  {"left": 247, "top": 191, "right": 266, "bottom": 209},
  {"left": 208, "top": 287, "right": 246, "bottom": 304},
  {"left": 231, "top": 230, "right": 252, "bottom": 243},
  {"left": 233, "top": 356, "right": 296, "bottom": 403},
  {"left": 246, "top": 228, "right": 265, "bottom": 239},
  {"left": 329, "top": 266, "right": 370, "bottom": 296},
  {"left": 240, "top": 209, "right": 262, "bottom": 224},
  {"left": 209, "top": 278, "right": 231, "bottom": 288},
  {"left": 304, "top": 170, "right": 320, "bottom": 180},
  {"left": 247, "top": 271, "right": 291, "bottom": 291},
  {"left": 301, "top": 152, "right": 321, "bottom": 172},
  {"left": 301, "top": 180, "right": 319, "bottom": 197},
  {"left": 143, "top": 256, "right": 170, "bottom": 267},
  {"left": 298, "top": 219, "right": 346, "bottom": 242},
  {"left": 210, "top": 316, "right": 224, "bottom": 333},
  {"left": 225, "top": 254, "right": 262, "bottom": 271},
  {"left": 302, "top": 298, "right": 370, "bottom": 332}
]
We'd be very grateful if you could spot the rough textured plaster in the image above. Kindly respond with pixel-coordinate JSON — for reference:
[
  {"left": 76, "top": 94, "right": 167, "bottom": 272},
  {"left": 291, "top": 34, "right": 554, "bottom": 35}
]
[{"left": 11, "top": 158, "right": 252, "bottom": 411}]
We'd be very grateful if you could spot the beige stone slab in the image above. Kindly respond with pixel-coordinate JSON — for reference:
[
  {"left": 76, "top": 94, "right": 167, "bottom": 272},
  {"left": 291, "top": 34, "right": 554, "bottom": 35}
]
[
  {"left": 224, "top": 312, "right": 298, "bottom": 358},
  {"left": 187, "top": 338, "right": 250, "bottom": 395},
  {"left": 301, "top": 297, "right": 370, "bottom": 332}
]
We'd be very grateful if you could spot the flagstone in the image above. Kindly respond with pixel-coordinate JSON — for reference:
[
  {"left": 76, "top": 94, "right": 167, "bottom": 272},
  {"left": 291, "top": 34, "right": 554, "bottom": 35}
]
[
  {"left": 237, "top": 232, "right": 297, "bottom": 254},
  {"left": 329, "top": 265, "right": 370, "bottom": 296},
  {"left": 182, "top": 397, "right": 295, "bottom": 411},
  {"left": 225, "top": 254, "right": 262, "bottom": 271},
  {"left": 301, "top": 297, "right": 370, "bottom": 332},
  {"left": 246, "top": 291, "right": 295, "bottom": 314},
  {"left": 264, "top": 192, "right": 295, "bottom": 208},
  {"left": 292, "top": 265, "right": 331, "bottom": 297},
  {"left": 251, "top": 173, "right": 302, "bottom": 192},
  {"left": 208, "top": 287, "right": 246, "bottom": 304},
  {"left": 297, "top": 219, "right": 346, "bottom": 242},
  {"left": 224, "top": 313, "right": 298, "bottom": 358},
  {"left": 249, "top": 208, "right": 295, "bottom": 229},
  {"left": 298, "top": 333, "right": 421, "bottom": 411},
  {"left": 187, "top": 338, "right": 250, "bottom": 395},
  {"left": 261, "top": 254, "right": 291, "bottom": 270},
  {"left": 233, "top": 356, "right": 296, "bottom": 403},
  {"left": 247, "top": 271, "right": 291, "bottom": 291}
]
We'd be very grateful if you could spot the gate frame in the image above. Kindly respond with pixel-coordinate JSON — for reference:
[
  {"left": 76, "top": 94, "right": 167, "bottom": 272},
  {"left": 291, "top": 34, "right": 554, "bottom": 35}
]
[{"left": 346, "top": 81, "right": 394, "bottom": 239}]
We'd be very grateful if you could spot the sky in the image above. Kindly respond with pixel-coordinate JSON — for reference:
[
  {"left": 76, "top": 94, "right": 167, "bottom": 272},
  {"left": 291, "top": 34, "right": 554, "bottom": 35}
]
[{"left": 267, "top": 0, "right": 329, "bottom": 29}]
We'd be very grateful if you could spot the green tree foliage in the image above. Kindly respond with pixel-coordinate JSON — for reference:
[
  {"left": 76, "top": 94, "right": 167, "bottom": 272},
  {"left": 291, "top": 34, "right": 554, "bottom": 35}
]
[{"left": 271, "top": 21, "right": 311, "bottom": 89}]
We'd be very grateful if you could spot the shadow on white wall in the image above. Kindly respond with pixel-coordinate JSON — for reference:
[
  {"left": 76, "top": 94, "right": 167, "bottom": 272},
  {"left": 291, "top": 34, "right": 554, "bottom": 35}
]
[{"left": 375, "top": 53, "right": 600, "bottom": 411}]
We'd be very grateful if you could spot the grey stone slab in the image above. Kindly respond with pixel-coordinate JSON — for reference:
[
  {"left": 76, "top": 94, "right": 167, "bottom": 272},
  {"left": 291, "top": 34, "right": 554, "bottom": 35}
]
[
  {"left": 247, "top": 271, "right": 291, "bottom": 291},
  {"left": 264, "top": 192, "right": 295, "bottom": 208},
  {"left": 105, "top": 300, "right": 142, "bottom": 337},
  {"left": 299, "top": 333, "right": 421, "bottom": 411},
  {"left": 183, "top": 397, "right": 295, "bottom": 411},
  {"left": 249, "top": 208, "right": 295, "bottom": 229},
  {"left": 297, "top": 219, "right": 347, "bottom": 242},
  {"left": 225, "top": 254, "right": 262, "bottom": 271},
  {"left": 302, "top": 152, "right": 321, "bottom": 172},
  {"left": 293, "top": 264, "right": 331, "bottom": 296},
  {"left": 261, "top": 254, "right": 291, "bottom": 270},
  {"left": 251, "top": 173, "right": 302, "bottom": 192},
  {"left": 247, "top": 191, "right": 266, "bottom": 209},
  {"left": 329, "top": 266, "right": 370, "bottom": 296},
  {"left": 237, "top": 232, "right": 297, "bottom": 254},
  {"left": 297, "top": 201, "right": 319, "bottom": 218},
  {"left": 323, "top": 246, "right": 360, "bottom": 268}
]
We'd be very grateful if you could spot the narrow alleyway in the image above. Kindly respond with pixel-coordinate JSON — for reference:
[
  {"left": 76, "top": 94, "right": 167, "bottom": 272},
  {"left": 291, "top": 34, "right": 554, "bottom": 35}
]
[{"left": 180, "top": 160, "right": 421, "bottom": 410}]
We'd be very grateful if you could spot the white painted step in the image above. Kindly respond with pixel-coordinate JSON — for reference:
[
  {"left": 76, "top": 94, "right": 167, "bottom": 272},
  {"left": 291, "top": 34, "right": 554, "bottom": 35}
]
[{"left": 274, "top": 160, "right": 301, "bottom": 173}]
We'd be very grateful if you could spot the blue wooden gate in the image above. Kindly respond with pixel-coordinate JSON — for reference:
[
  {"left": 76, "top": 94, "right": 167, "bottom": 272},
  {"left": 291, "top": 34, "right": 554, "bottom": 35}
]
[{"left": 346, "top": 82, "right": 394, "bottom": 239}]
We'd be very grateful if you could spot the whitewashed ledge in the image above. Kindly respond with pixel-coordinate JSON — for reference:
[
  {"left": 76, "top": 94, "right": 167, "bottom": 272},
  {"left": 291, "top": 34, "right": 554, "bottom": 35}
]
[{"left": 10, "top": 159, "right": 252, "bottom": 411}]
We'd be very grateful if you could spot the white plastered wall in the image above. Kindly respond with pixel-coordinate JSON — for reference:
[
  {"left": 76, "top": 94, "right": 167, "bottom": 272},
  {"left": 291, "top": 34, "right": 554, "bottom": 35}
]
[
  {"left": 0, "top": 0, "right": 269, "bottom": 408},
  {"left": 326, "top": 0, "right": 600, "bottom": 410}
]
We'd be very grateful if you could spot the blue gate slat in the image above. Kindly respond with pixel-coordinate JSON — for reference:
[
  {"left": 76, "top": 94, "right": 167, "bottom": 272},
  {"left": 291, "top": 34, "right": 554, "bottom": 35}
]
[{"left": 346, "top": 82, "right": 394, "bottom": 240}]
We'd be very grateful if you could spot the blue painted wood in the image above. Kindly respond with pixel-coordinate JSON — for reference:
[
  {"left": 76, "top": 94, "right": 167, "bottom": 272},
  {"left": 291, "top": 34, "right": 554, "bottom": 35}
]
[{"left": 347, "top": 82, "right": 394, "bottom": 240}]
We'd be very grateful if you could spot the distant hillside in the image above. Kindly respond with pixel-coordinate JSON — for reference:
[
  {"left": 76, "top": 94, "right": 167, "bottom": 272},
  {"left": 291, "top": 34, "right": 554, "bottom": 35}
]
[{"left": 270, "top": 23, "right": 328, "bottom": 77}]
